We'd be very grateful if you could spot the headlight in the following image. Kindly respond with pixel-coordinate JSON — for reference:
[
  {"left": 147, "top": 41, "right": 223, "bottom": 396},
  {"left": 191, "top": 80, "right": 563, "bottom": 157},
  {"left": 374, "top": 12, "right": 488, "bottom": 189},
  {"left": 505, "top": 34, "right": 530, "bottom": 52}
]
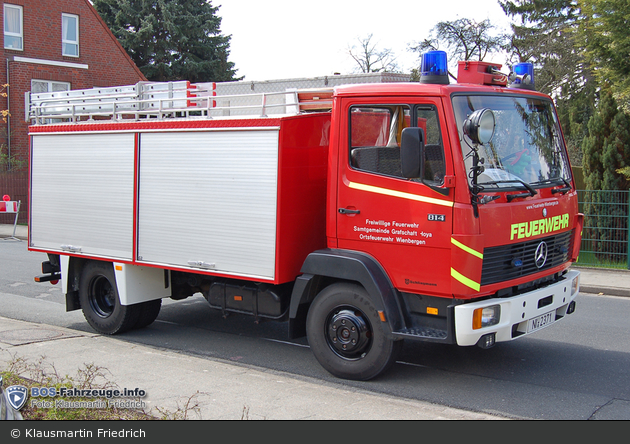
[{"left": 473, "top": 305, "right": 501, "bottom": 330}]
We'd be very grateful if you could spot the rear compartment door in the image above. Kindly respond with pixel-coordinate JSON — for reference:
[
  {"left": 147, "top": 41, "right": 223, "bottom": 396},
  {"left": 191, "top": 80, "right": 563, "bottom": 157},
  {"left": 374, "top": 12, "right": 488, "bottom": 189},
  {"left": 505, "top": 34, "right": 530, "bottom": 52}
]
[
  {"left": 136, "top": 129, "right": 280, "bottom": 280},
  {"left": 30, "top": 133, "right": 135, "bottom": 259}
]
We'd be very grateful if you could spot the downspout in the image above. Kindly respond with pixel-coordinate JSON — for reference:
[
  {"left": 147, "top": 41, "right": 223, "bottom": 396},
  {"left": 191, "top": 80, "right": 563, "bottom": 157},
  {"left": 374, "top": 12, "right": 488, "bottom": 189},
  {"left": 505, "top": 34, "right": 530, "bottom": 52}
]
[{"left": 5, "top": 57, "right": 10, "bottom": 170}]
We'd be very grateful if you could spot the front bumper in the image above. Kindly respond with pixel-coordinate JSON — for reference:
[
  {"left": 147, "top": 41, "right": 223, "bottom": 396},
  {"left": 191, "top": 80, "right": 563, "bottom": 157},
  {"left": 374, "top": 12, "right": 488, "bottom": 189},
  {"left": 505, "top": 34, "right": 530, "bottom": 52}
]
[{"left": 454, "top": 270, "right": 580, "bottom": 346}]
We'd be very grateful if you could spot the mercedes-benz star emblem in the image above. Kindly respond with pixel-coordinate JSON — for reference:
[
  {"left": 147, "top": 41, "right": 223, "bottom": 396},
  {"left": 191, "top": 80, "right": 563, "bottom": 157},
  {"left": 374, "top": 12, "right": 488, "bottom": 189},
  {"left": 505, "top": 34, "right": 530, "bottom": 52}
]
[{"left": 535, "top": 241, "right": 548, "bottom": 268}]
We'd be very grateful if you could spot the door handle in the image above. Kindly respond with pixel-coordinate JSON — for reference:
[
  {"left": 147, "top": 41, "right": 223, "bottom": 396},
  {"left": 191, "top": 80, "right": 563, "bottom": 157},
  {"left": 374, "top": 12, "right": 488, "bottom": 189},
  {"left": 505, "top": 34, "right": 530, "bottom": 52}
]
[{"left": 338, "top": 208, "right": 360, "bottom": 215}]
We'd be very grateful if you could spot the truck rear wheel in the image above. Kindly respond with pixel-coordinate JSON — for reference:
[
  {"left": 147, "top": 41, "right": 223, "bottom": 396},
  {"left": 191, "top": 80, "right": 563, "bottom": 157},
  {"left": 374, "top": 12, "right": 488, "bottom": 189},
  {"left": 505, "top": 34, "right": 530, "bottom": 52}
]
[
  {"left": 134, "top": 299, "right": 162, "bottom": 329},
  {"left": 306, "top": 283, "right": 402, "bottom": 380},
  {"left": 79, "top": 261, "right": 139, "bottom": 335}
]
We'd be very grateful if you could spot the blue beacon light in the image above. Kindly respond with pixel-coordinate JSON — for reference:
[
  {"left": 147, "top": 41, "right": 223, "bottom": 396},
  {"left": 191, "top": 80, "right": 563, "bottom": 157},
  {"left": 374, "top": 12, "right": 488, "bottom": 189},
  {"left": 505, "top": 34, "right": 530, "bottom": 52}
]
[
  {"left": 420, "top": 51, "right": 450, "bottom": 85},
  {"left": 510, "top": 62, "right": 535, "bottom": 90}
]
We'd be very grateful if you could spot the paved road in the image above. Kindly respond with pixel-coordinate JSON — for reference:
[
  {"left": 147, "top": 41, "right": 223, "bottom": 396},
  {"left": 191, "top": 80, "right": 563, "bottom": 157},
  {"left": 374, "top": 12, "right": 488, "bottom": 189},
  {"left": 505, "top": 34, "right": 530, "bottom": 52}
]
[{"left": 1, "top": 241, "right": 629, "bottom": 419}]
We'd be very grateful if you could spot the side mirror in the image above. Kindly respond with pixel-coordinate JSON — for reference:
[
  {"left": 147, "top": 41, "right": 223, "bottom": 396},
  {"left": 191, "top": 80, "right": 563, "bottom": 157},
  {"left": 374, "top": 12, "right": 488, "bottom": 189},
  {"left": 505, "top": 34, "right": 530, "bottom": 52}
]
[
  {"left": 463, "top": 108, "right": 495, "bottom": 145},
  {"left": 401, "top": 127, "right": 424, "bottom": 178}
]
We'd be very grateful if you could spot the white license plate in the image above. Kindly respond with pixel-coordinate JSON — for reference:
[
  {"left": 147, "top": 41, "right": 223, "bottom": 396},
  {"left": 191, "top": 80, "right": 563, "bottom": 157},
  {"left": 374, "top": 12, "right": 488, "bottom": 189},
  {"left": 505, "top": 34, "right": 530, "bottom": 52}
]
[{"left": 527, "top": 311, "right": 555, "bottom": 333}]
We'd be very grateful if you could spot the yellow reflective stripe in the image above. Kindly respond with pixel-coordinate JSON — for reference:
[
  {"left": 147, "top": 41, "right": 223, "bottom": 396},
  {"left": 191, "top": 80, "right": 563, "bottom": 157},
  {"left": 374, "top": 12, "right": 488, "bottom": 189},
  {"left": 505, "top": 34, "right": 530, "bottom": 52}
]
[
  {"left": 451, "top": 267, "right": 481, "bottom": 292},
  {"left": 451, "top": 238, "right": 483, "bottom": 259},
  {"left": 349, "top": 182, "right": 454, "bottom": 208}
]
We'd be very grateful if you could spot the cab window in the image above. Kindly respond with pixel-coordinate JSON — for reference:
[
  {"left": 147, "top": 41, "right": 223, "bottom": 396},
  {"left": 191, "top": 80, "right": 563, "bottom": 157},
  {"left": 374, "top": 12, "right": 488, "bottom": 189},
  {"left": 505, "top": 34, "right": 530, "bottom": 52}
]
[
  {"left": 417, "top": 105, "right": 446, "bottom": 185},
  {"left": 349, "top": 105, "right": 410, "bottom": 178},
  {"left": 349, "top": 104, "right": 446, "bottom": 185}
]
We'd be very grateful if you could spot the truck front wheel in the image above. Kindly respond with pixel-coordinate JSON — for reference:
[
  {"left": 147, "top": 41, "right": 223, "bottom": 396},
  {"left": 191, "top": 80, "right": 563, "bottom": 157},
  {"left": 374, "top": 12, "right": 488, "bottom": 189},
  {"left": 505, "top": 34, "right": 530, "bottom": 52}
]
[
  {"left": 79, "top": 261, "right": 139, "bottom": 335},
  {"left": 306, "top": 283, "right": 402, "bottom": 380}
]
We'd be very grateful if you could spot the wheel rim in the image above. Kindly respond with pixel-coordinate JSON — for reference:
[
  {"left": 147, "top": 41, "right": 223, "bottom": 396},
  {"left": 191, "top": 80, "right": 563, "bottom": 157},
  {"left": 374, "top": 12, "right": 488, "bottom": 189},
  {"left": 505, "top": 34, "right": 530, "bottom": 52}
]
[
  {"left": 88, "top": 275, "right": 116, "bottom": 318},
  {"left": 325, "top": 306, "right": 372, "bottom": 360}
]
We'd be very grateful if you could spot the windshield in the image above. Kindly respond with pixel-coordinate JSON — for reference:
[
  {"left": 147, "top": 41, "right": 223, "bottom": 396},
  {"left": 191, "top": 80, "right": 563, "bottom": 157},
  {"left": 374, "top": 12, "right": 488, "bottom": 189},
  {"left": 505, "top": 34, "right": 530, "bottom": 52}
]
[{"left": 452, "top": 95, "right": 572, "bottom": 189}]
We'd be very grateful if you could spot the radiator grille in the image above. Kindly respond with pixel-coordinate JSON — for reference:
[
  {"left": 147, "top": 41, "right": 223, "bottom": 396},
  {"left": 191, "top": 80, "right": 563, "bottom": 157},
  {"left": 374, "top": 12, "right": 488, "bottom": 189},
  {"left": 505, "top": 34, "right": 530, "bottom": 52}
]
[{"left": 481, "top": 230, "right": 573, "bottom": 286}]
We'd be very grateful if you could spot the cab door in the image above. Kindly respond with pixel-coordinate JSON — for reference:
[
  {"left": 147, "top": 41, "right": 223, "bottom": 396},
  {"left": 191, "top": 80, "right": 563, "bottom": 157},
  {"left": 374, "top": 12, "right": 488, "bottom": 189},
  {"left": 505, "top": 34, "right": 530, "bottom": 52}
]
[{"left": 336, "top": 98, "right": 455, "bottom": 296}]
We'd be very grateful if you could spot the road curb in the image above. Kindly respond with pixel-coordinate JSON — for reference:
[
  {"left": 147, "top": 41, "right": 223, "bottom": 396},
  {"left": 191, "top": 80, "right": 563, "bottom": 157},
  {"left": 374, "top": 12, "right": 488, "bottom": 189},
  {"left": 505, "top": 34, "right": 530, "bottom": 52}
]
[{"left": 579, "top": 285, "right": 630, "bottom": 298}]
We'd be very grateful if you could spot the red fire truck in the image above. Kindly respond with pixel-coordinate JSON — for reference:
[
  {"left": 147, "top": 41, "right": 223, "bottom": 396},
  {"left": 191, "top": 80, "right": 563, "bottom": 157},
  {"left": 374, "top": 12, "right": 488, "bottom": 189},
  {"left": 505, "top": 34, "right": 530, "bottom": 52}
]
[{"left": 29, "top": 52, "right": 582, "bottom": 380}]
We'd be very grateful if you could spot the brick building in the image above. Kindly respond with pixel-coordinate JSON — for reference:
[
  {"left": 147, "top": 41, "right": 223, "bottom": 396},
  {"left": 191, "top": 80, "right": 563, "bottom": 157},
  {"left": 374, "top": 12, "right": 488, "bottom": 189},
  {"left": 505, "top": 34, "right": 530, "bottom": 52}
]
[{"left": 1, "top": 0, "right": 146, "bottom": 223}]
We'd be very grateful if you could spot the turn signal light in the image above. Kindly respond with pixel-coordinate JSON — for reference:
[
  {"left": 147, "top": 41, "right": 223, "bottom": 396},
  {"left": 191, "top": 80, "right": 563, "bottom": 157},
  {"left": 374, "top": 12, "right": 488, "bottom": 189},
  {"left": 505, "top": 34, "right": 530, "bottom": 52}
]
[{"left": 571, "top": 276, "right": 579, "bottom": 295}]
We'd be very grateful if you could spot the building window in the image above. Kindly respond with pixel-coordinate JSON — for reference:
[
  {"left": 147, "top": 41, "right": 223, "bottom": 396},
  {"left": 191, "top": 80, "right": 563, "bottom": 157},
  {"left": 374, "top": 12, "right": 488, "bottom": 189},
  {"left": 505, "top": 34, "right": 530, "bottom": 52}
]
[
  {"left": 31, "top": 80, "right": 71, "bottom": 123},
  {"left": 62, "top": 13, "right": 79, "bottom": 57},
  {"left": 4, "top": 4, "right": 23, "bottom": 50},
  {"left": 32, "top": 80, "right": 71, "bottom": 94}
]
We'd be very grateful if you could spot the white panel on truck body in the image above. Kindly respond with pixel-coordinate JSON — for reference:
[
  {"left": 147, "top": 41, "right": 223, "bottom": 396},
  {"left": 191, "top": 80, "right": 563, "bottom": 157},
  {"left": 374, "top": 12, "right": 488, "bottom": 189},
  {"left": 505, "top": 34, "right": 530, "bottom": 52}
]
[
  {"left": 137, "top": 130, "right": 279, "bottom": 280},
  {"left": 30, "top": 133, "right": 135, "bottom": 259},
  {"left": 113, "top": 263, "right": 172, "bottom": 305}
]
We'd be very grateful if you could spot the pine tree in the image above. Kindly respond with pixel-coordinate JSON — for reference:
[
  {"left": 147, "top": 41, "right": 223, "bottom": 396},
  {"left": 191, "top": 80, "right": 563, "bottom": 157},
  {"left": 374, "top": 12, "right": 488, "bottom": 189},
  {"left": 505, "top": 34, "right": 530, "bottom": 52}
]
[
  {"left": 581, "top": 90, "right": 630, "bottom": 263},
  {"left": 499, "top": 1, "right": 587, "bottom": 95},
  {"left": 499, "top": 1, "right": 596, "bottom": 167},
  {"left": 602, "top": 111, "right": 630, "bottom": 190},
  {"left": 582, "top": 90, "right": 630, "bottom": 191},
  {"left": 578, "top": 0, "right": 630, "bottom": 111},
  {"left": 93, "top": 0, "right": 240, "bottom": 82},
  {"left": 583, "top": 94, "right": 609, "bottom": 191},
  {"left": 555, "top": 79, "right": 596, "bottom": 166}
]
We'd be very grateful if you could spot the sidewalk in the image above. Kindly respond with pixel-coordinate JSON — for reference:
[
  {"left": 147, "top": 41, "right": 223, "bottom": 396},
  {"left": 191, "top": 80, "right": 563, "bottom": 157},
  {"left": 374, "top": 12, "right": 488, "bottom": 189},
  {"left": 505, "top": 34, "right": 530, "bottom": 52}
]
[
  {"left": 576, "top": 266, "right": 630, "bottom": 298},
  {"left": 0, "top": 316, "right": 505, "bottom": 420},
  {"left": 0, "top": 223, "right": 26, "bottom": 242}
]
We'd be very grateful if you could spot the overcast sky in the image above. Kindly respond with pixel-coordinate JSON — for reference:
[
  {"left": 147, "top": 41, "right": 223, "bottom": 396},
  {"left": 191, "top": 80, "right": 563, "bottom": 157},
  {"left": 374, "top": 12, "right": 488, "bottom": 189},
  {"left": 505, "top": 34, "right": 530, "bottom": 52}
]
[{"left": 217, "top": 0, "right": 514, "bottom": 81}]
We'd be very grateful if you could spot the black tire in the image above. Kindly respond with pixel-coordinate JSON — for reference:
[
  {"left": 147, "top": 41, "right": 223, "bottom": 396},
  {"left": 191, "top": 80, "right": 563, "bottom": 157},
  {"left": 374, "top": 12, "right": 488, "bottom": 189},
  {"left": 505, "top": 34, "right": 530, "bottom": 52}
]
[
  {"left": 306, "top": 283, "right": 402, "bottom": 380},
  {"left": 134, "top": 299, "right": 162, "bottom": 329},
  {"left": 78, "top": 261, "right": 139, "bottom": 335}
]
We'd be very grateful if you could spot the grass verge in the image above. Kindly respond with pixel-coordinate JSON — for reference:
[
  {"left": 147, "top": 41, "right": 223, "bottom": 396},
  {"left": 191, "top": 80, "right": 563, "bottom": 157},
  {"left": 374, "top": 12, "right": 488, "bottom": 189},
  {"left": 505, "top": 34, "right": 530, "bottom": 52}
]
[
  {"left": 1, "top": 353, "right": 201, "bottom": 420},
  {"left": 575, "top": 250, "right": 628, "bottom": 269}
]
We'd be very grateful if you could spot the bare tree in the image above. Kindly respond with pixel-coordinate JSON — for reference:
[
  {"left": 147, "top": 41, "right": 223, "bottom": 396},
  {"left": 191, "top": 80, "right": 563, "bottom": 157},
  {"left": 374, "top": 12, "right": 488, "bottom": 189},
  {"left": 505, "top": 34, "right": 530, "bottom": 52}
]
[
  {"left": 348, "top": 34, "right": 399, "bottom": 73},
  {"left": 409, "top": 18, "right": 506, "bottom": 69}
]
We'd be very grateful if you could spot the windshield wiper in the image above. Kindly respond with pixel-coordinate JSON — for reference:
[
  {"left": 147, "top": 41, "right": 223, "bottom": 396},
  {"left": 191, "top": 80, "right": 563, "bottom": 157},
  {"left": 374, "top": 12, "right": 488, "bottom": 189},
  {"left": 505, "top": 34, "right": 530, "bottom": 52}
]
[
  {"left": 532, "top": 177, "right": 572, "bottom": 195},
  {"left": 479, "top": 179, "right": 538, "bottom": 202}
]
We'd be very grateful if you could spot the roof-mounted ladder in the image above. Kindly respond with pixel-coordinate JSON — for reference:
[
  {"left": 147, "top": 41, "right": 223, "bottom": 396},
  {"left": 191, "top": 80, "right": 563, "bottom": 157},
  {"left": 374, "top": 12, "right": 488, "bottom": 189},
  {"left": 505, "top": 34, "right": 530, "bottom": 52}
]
[{"left": 26, "top": 80, "right": 333, "bottom": 125}]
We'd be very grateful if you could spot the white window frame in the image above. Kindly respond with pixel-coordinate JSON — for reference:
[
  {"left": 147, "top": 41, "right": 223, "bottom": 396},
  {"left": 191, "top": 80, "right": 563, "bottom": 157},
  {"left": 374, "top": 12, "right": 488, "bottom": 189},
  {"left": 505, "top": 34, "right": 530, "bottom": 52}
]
[
  {"left": 4, "top": 4, "right": 23, "bottom": 51},
  {"left": 31, "top": 79, "right": 71, "bottom": 94},
  {"left": 31, "top": 80, "right": 71, "bottom": 123},
  {"left": 62, "top": 13, "right": 79, "bottom": 57}
]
